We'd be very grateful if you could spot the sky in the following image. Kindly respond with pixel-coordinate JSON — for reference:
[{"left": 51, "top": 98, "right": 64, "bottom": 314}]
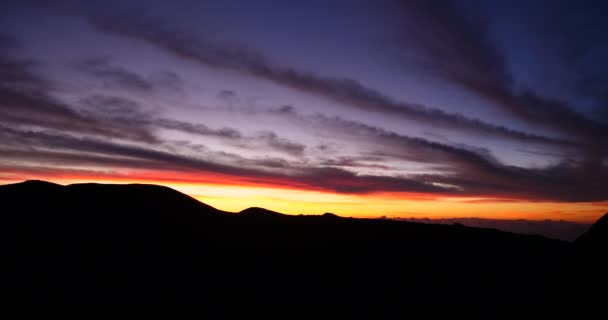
[{"left": 1, "top": 0, "right": 607, "bottom": 223}]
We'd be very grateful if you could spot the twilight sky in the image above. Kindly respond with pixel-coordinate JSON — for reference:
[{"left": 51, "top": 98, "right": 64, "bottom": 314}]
[{"left": 1, "top": 0, "right": 607, "bottom": 222}]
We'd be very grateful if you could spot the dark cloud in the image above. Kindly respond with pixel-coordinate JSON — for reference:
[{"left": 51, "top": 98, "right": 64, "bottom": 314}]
[
  {"left": 278, "top": 110, "right": 519, "bottom": 172},
  {"left": 75, "top": 57, "right": 153, "bottom": 91},
  {"left": 78, "top": 95, "right": 306, "bottom": 156},
  {"left": 297, "top": 166, "right": 448, "bottom": 194},
  {"left": 0, "top": 125, "right": 449, "bottom": 194},
  {"left": 160, "top": 119, "right": 303, "bottom": 155},
  {"left": 0, "top": 147, "right": 161, "bottom": 169},
  {"left": 0, "top": 125, "right": 256, "bottom": 176},
  {"left": 1, "top": 32, "right": 604, "bottom": 202},
  {"left": 0, "top": 35, "right": 47, "bottom": 89},
  {"left": 74, "top": 57, "right": 183, "bottom": 92},
  {"left": 0, "top": 83, "right": 156, "bottom": 143},
  {"left": 394, "top": 0, "right": 509, "bottom": 85},
  {"left": 252, "top": 131, "right": 306, "bottom": 156},
  {"left": 270, "top": 110, "right": 608, "bottom": 201},
  {"left": 1, "top": 5, "right": 606, "bottom": 206},
  {"left": 0, "top": 60, "right": 43, "bottom": 88},
  {"left": 154, "top": 117, "right": 241, "bottom": 139},
  {"left": 151, "top": 70, "right": 183, "bottom": 91},
  {"left": 415, "top": 160, "right": 607, "bottom": 202},
  {"left": 460, "top": 78, "right": 608, "bottom": 144},
  {"left": 217, "top": 89, "right": 238, "bottom": 106},
  {"left": 86, "top": 13, "right": 575, "bottom": 149},
  {"left": 319, "top": 156, "right": 391, "bottom": 170},
  {"left": 154, "top": 118, "right": 306, "bottom": 156},
  {"left": 1, "top": 119, "right": 606, "bottom": 201},
  {"left": 80, "top": 95, "right": 150, "bottom": 120},
  {"left": 532, "top": 1, "right": 608, "bottom": 126},
  {"left": 0, "top": 39, "right": 157, "bottom": 142},
  {"left": 394, "top": 0, "right": 608, "bottom": 156}
]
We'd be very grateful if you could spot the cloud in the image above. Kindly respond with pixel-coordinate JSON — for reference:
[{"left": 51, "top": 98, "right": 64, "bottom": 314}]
[
  {"left": 0, "top": 146, "right": 161, "bottom": 169},
  {"left": 75, "top": 57, "right": 153, "bottom": 91},
  {"left": 273, "top": 109, "right": 518, "bottom": 172},
  {"left": 1, "top": 34, "right": 604, "bottom": 202},
  {"left": 0, "top": 125, "right": 257, "bottom": 176},
  {"left": 393, "top": 0, "right": 608, "bottom": 159},
  {"left": 269, "top": 109, "right": 608, "bottom": 201},
  {"left": 524, "top": 1, "right": 608, "bottom": 125},
  {"left": 0, "top": 35, "right": 47, "bottom": 88},
  {"left": 319, "top": 156, "right": 391, "bottom": 170},
  {"left": 1, "top": 9, "right": 606, "bottom": 204},
  {"left": 74, "top": 57, "right": 183, "bottom": 92},
  {"left": 77, "top": 94, "right": 307, "bottom": 156},
  {"left": 154, "top": 117, "right": 241, "bottom": 139},
  {"left": 252, "top": 131, "right": 306, "bottom": 156},
  {"left": 0, "top": 124, "right": 450, "bottom": 194},
  {"left": 0, "top": 38, "right": 157, "bottom": 143},
  {"left": 80, "top": 95, "right": 151, "bottom": 120},
  {"left": 2, "top": 118, "right": 607, "bottom": 201},
  {"left": 85, "top": 12, "right": 575, "bottom": 150},
  {"left": 0, "top": 84, "right": 156, "bottom": 143},
  {"left": 414, "top": 161, "right": 607, "bottom": 202},
  {"left": 156, "top": 118, "right": 306, "bottom": 156},
  {"left": 217, "top": 89, "right": 239, "bottom": 106}
]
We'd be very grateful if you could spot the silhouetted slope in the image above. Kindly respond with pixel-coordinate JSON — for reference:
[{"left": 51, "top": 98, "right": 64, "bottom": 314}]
[
  {"left": 2, "top": 179, "right": 62, "bottom": 190},
  {"left": 0, "top": 180, "right": 594, "bottom": 316},
  {"left": 575, "top": 213, "right": 608, "bottom": 248},
  {"left": 67, "top": 182, "right": 219, "bottom": 212},
  {"left": 0, "top": 180, "right": 63, "bottom": 205},
  {"left": 1, "top": 180, "right": 219, "bottom": 212},
  {"left": 572, "top": 212, "right": 608, "bottom": 268},
  {"left": 562, "top": 213, "right": 608, "bottom": 312}
]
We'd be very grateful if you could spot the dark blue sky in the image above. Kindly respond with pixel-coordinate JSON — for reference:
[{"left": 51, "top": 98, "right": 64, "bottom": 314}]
[{"left": 1, "top": 0, "right": 607, "bottom": 221}]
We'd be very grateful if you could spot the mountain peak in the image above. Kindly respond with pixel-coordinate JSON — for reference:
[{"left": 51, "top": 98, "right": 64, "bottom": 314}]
[
  {"left": 0, "top": 180, "right": 63, "bottom": 195},
  {"left": 321, "top": 212, "right": 341, "bottom": 219},
  {"left": 239, "top": 207, "right": 286, "bottom": 218},
  {"left": 10, "top": 180, "right": 62, "bottom": 188}
]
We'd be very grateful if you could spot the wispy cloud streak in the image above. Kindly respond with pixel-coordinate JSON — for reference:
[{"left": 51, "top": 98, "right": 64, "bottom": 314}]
[{"left": 86, "top": 13, "right": 575, "bottom": 149}]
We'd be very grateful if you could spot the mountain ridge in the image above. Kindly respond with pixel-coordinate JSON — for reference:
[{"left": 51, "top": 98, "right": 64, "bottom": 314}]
[
  {"left": 5, "top": 180, "right": 601, "bottom": 239},
  {"left": 1, "top": 180, "right": 605, "bottom": 314}
]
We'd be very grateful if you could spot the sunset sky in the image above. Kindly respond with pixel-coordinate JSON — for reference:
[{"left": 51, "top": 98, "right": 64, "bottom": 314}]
[{"left": 1, "top": 0, "right": 607, "bottom": 222}]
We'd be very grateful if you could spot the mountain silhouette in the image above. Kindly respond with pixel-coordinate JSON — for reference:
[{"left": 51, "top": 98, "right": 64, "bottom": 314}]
[
  {"left": 239, "top": 206, "right": 287, "bottom": 218},
  {"left": 1, "top": 180, "right": 604, "bottom": 316},
  {"left": 575, "top": 213, "right": 608, "bottom": 248},
  {"left": 321, "top": 212, "right": 341, "bottom": 219},
  {"left": 571, "top": 213, "right": 607, "bottom": 294}
]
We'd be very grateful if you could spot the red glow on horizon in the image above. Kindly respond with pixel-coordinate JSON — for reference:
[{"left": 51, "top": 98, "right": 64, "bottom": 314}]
[{"left": 1, "top": 169, "right": 607, "bottom": 223}]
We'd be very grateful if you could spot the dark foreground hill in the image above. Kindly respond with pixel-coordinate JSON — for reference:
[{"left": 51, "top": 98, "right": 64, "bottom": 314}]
[{"left": 1, "top": 181, "right": 605, "bottom": 316}]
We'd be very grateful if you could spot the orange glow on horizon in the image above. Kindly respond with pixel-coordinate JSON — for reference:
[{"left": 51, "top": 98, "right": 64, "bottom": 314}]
[{"left": 1, "top": 171, "right": 606, "bottom": 223}]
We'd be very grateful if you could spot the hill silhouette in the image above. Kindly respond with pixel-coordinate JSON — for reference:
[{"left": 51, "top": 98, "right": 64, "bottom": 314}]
[
  {"left": 398, "top": 217, "right": 590, "bottom": 241},
  {"left": 1, "top": 180, "right": 605, "bottom": 316},
  {"left": 575, "top": 213, "right": 608, "bottom": 247},
  {"left": 239, "top": 206, "right": 287, "bottom": 219},
  {"left": 570, "top": 213, "right": 608, "bottom": 296}
]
